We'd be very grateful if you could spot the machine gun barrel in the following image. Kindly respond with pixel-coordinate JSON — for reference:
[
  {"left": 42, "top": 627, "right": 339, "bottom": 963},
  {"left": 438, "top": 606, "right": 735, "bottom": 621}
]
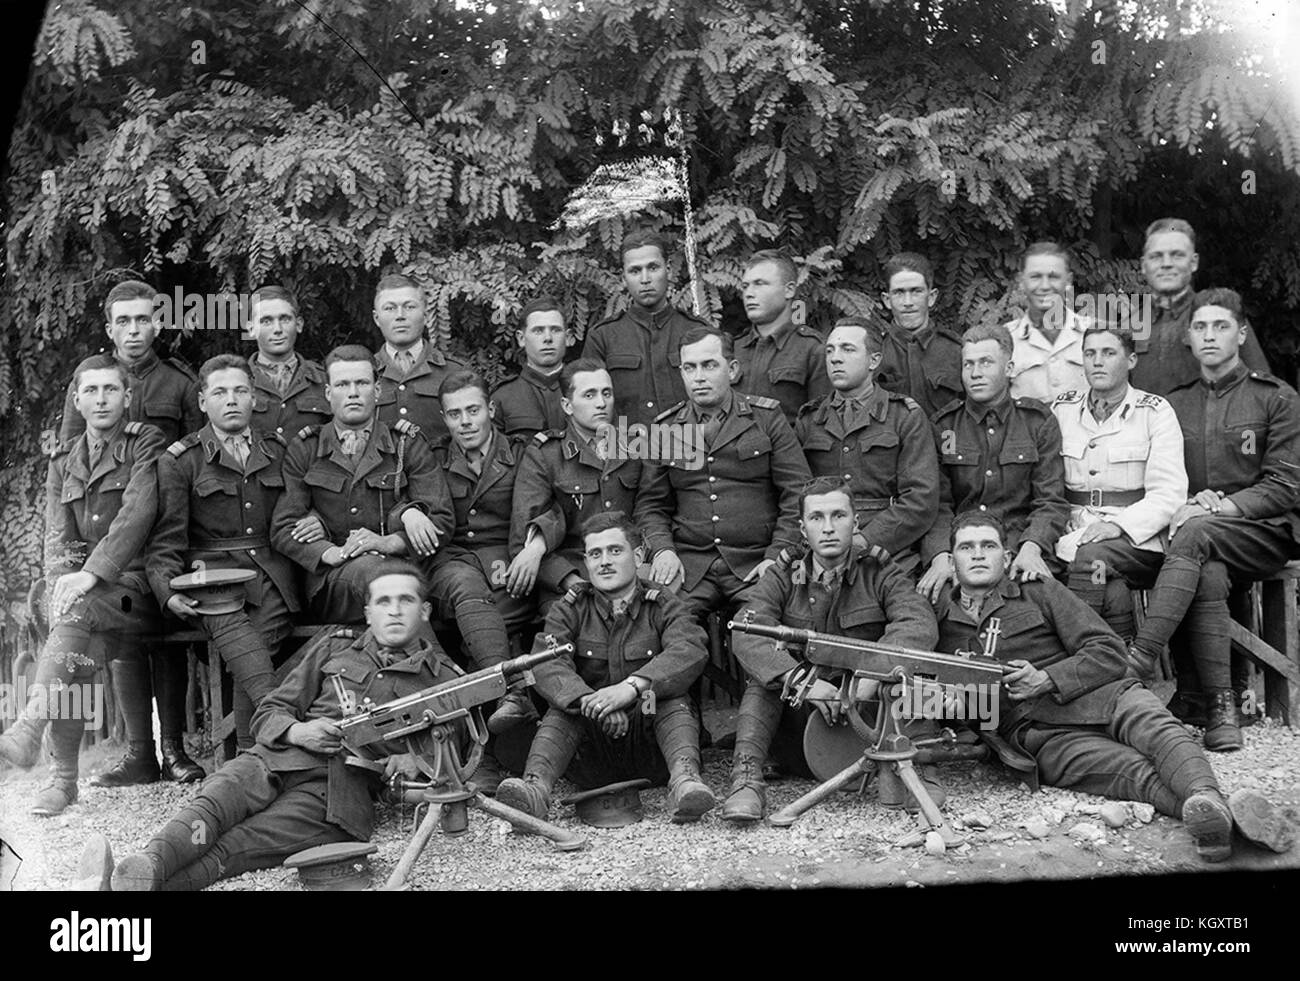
[
  {"left": 338, "top": 643, "right": 573, "bottom": 747},
  {"left": 727, "top": 619, "right": 1010, "bottom": 684}
]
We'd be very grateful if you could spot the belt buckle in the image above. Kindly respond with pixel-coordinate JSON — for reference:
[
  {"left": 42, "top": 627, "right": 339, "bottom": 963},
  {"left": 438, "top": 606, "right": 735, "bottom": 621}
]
[{"left": 1088, "top": 488, "right": 1103, "bottom": 508}]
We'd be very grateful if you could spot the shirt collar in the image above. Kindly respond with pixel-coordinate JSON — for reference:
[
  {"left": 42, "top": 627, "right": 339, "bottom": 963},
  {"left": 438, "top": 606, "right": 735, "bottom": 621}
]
[
  {"left": 385, "top": 339, "right": 424, "bottom": 364},
  {"left": 744, "top": 311, "right": 796, "bottom": 349},
  {"left": 334, "top": 421, "right": 373, "bottom": 442},
  {"left": 594, "top": 581, "right": 642, "bottom": 621},
  {"left": 117, "top": 347, "right": 159, "bottom": 375},
  {"left": 254, "top": 352, "right": 298, "bottom": 372},
  {"left": 521, "top": 363, "right": 563, "bottom": 387},
  {"left": 627, "top": 301, "right": 672, "bottom": 329},
  {"left": 691, "top": 389, "right": 734, "bottom": 421},
  {"left": 964, "top": 390, "right": 1012, "bottom": 423},
  {"left": 1088, "top": 384, "right": 1129, "bottom": 415},
  {"left": 1203, "top": 360, "right": 1249, "bottom": 393}
]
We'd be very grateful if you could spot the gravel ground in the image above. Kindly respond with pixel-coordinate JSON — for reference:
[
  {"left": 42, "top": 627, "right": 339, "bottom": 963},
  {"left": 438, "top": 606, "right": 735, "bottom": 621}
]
[{"left": 3, "top": 685, "right": 1298, "bottom": 891}]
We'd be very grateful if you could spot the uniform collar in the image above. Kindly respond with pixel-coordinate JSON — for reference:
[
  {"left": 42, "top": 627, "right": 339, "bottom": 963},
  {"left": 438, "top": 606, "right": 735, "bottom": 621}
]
[
  {"left": 1202, "top": 360, "right": 1249, "bottom": 394},
  {"left": 118, "top": 347, "right": 160, "bottom": 377},
  {"left": 829, "top": 384, "right": 887, "bottom": 422},
  {"left": 1088, "top": 384, "right": 1129, "bottom": 419},
  {"left": 593, "top": 580, "right": 644, "bottom": 622},
  {"left": 359, "top": 631, "right": 440, "bottom": 673},
  {"left": 253, "top": 352, "right": 299, "bottom": 374},
  {"left": 1009, "top": 308, "right": 1085, "bottom": 346},
  {"left": 385, "top": 339, "right": 424, "bottom": 364},
  {"left": 739, "top": 311, "right": 796, "bottom": 350},
  {"left": 690, "top": 388, "right": 735, "bottom": 422},
  {"left": 945, "top": 575, "right": 1020, "bottom": 624},
  {"left": 964, "top": 391, "right": 1013, "bottom": 423},
  {"left": 1156, "top": 288, "right": 1193, "bottom": 314},
  {"left": 626, "top": 301, "right": 674, "bottom": 329},
  {"left": 887, "top": 320, "right": 933, "bottom": 349},
  {"left": 520, "top": 363, "right": 563, "bottom": 388}
]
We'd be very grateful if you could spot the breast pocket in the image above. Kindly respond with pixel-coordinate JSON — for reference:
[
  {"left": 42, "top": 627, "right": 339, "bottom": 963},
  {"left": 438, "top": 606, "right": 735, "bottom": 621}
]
[
  {"left": 364, "top": 470, "right": 408, "bottom": 492},
  {"left": 194, "top": 476, "right": 238, "bottom": 498},
  {"left": 624, "top": 628, "right": 661, "bottom": 664},
  {"left": 857, "top": 429, "right": 900, "bottom": 459},
  {"left": 838, "top": 603, "right": 886, "bottom": 632},
  {"left": 304, "top": 469, "right": 346, "bottom": 493},
  {"left": 293, "top": 395, "right": 332, "bottom": 419},
  {"left": 734, "top": 429, "right": 773, "bottom": 474},
  {"left": 997, "top": 441, "right": 1040, "bottom": 467},
  {"left": 59, "top": 477, "right": 88, "bottom": 504},
  {"left": 325, "top": 661, "right": 375, "bottom": 710},
  {"left": 575, "top": 639, "right": 609, "bottom": 662},
  {"left": 767, "top": 362, "right": 807, "bottom": 386}
]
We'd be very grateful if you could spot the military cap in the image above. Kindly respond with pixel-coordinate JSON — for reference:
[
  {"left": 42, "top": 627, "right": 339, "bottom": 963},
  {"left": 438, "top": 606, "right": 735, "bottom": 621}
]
[
  {"left": 169, "top": 568, "right": 256, "bottom": 615},
  {"left": 560, "top": 779, "right": 651, "bottom": 828},
  {"left": 283, "top": 842, "right": 379, "bottom": 891}
]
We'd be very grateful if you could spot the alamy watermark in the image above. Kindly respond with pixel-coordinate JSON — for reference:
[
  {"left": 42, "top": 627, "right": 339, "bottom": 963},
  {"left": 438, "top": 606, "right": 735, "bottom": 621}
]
[
  {"left": 152, "top": 288, "right": 264, "bottom": 337},
  {"left": 889, "top": 677, "right": 1000, "bottom": 731},
  {"left": 595, "top": 418, "right": 708, "bottom": 470},
  {"left": 0, "top": 678, "right": 104, "bottom": 732}
]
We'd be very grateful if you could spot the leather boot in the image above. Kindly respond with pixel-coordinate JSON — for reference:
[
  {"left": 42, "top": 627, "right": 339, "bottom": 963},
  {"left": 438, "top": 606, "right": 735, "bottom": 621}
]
[
  {"left": 902, "top": 764, "right": 947, "bottom": 814},
  {"left": 0, "top": 712, "right": 47, "bottom": 770},
  {"left": 91, "top": 740, "right": 161, "bottom": 787},
  {"left": 488, "top": 689, "right": 538, "bottom": 735},
  {"left": 495, "top": 709, "right": 582, "bottom": 821},
  {"left": 470, "top": 752, "right": 503, "bottom": 796},
  {"left": 31, "top": 720, "right": 83, "bottom": 817},
  {"left": 73, "top": 833, "right": 114, "bottom": 891},
  {"left": 721, "top": 683, "right": 782, "bottom": 823},
  {"left": 1182, "top": 790, "right": 1233, "bottom": 862},
  {"left": 160, "top": 737, "right": 205, "bottom": 784},
  {"left": 1203, "top": 688, "right": 1243, "bottom": 753},
  {"left": 653, "top": 698, "right": 714, "bottom": 822},
  {"left": 1125, "top": 644, "right": 1157, "bottom": 682},
  {"left": 1228, "top": 789, "right": 1296, "bottom": 854},
  {"left": 111, "top": 852, "right": 163, "bottom": 892},
  {"left": 1166, "top": 690, "right": 1207, "bottom": 727}
]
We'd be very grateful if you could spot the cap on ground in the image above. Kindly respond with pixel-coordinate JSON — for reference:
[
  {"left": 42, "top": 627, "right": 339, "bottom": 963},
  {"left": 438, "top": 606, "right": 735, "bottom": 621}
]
[
  {"left": 169, "top": 568, "right": 256, "bottom": 615},
  {"left": 560, "top": 779, "right": 652, "bottom": 828},
  {"left": 283, "top": 842, "right": 378, "bottom": 891}
]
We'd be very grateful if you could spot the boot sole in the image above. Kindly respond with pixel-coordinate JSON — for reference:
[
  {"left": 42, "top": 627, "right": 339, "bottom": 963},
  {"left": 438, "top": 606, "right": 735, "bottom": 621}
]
[
  {"left": 1203, "top": 726, "right": 1244, "bottom": 753},
  {"left": 1228, "top": 789, "right": 1296, "bottom": 853},
  {"left": 111, "top": 854, "right": 160, "bottom": 892},
  {"left": 91, "top": 769, "right": 161, "bottom": 788},
  {"left": 1183, "top": 794, "right": 1233, "bottom": 862},
  {"left": 76, "top": 833, "right": 114, "bottom": 891},
  {"left": 31, "top": 791, "right": 77, "bottom": 818},
  {"left": 670, "top": 787, "right": 717, "bottom": 823},
  {"left": 495, "top": 783, "right": 548, "bottom": 821}
]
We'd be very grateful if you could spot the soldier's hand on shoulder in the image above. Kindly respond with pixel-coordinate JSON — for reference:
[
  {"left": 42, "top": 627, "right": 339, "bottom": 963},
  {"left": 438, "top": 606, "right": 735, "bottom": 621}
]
[
  {"left": 288, "top": 717, "right": 343, "bottom": 754},
  {"left": 649, "top": 549, "right": 684, "bottom": 587},
  {"left": 291, "top": 513, "right": 327, "bottom": 543},
  {"left": 917, "top": 553, "right": 954, "bottom": 604},
  {"left": 400, "top": 509, "right": 441, "bottom": 556},
  {"left": 1009, "top": 542, "right": 1050, "bottom": 582},
  {"left": 1077, "top": 521, "right": 1123, "bottom": 545},
  {"left": 166, "top": 594, "right": 201, "bottom": 620},
  {"left": 743, "top": 558, "right": 777, "bottom": 583}
]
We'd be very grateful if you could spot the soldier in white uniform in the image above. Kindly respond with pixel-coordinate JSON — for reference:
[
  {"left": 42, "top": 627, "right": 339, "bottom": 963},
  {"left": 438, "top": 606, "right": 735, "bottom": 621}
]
[
  {"left": 1006, "top": 242, "right": 1091, "bottom": 403},
  {"left": 1052, "top": 324, "right": 1187, "bottom": 640}
]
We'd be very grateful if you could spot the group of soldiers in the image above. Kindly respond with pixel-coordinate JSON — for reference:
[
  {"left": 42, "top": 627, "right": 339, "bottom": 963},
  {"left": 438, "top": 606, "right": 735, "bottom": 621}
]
[{"left": 1, "top": 215, "right": 1296, "bottom": 893}]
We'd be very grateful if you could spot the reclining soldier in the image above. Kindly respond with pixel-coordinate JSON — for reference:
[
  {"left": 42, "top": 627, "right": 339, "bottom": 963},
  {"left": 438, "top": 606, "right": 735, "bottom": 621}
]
[
  {"left": 0, "top": 359, "right": 167, "bottom": 814},
  {"left": 724, "top": 477, "right": 941, "bottom": 823},
  {"left": 149, "top": 354, "right": 302, "bottom": 750},
  {"left": 495, "top": 512, "right": 716, "bottom": 824},
  {"left": 933, "top": 510, "right": 1294, "bottom": 863},
  {"left": 85, "top": 561, "right": 466, "bottom": 891}
]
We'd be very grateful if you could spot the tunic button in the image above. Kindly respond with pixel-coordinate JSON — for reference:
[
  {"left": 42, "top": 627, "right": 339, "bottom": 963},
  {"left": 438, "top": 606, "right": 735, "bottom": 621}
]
[
  {"left": 713, "top": 538, "right": 721, "bottom": 544},
  {"left": 1088, "top": 441, "right": 1096, "bottom": 449},
  {"left": 350, "top": 506, "right": 359, "bottom": 514},
  {"left": 277, "top": 427, "right": 284, "bottom": 434},
  {"left": 708, "top": 476, "right": 716, "bottom": 483},
  {"left": 988, "top": 428, "right": 995, "bottom": 435},
  {"left": 92, "top": 514, "right": 100, "bottom": 521},
  {"left": 712, "top": 515, "right": 719, "bottom": 521},
  {"left": 467, "top": 531, "right": 475, "bottom": 538},
  {"left": 709, "top": 494, "right": 717, "bottom": 501},
  {"left": 399, "top": 407, "right": 408, "bottom": 414},
  {"left": 985, "top": 470, "right": 993, "bottom": 476},
  {"left": 245, "top": 501, "right": 253, "bottom": 509},
  {"left": 281, "top": 402, "right": 288, "bottom": 409},
  {"left": 646, "top": 402, "right": 654, "bottom": 409},
  {"left": 249, "top": 549, "right": 256, "bottom": 555},
  {"left": 245, "top": 527, "right": 254, "bottom": 534},
  {"left": 707, "top": 457, "right": 715, "bottom": 463},
  {"left": 376, "top": 673, "right": 384, "bottom": 679},
  {"left": 399, "top": 385, "right": 406, "bottom": 391},
  {"left": 1089, "top": 470, "right": 1098, "bottom": 475},
  {"left": 604, "top": 501, "right": 611, "bottom": 507},
  {"left": 809, "top": 597, "right": 816, "bottom": 605},
  {"left": 978, "top": 504, "right": 987, "bottom": 511},
  {"left": 842, "top": 446, "right": 851, "bottom": 453},
  {"left": 843, "top": 474, "right": 851, "bottom": 480},
  {"left": 469, "top": 508, "right": 476, "bottom": 515},
  {"left": 586, "top": 650, "right": 594, "bottom": 656}
]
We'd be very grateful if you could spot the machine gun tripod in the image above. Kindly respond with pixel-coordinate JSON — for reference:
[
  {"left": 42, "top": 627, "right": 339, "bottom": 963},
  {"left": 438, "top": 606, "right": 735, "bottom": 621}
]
[
  {"left": 729, "top": 615, "right": 1011, "bottom": 845},
  {"left": 338, "top": 640, "right": 587, "bottom": 889}
]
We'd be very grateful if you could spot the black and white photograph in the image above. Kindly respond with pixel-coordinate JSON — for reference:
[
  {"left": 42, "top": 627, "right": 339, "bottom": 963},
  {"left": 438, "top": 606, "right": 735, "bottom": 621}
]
[{"left": 0, "top": 0, "right": 1297, "bottom": 960}]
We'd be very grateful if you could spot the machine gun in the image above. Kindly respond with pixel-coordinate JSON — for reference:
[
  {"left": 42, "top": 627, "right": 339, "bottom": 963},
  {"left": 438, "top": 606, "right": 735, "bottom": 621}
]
[
  {"left": 729, "top": 615, "right": 1010, "bottom": 844},
  {"left": 338, "top": 640, "right": 587, "bottom": 888}
]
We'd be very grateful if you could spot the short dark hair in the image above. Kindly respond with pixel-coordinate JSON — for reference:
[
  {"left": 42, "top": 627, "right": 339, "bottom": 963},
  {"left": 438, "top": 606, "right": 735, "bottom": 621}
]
[
  {"left": 103, "top": 280, "right": 157, "bottom": 322},
  {"left": 365, "top": 559, "right": 430, "bottom": 603},
  {"left": 1191, "top": 288, "right": 1244, "bottom": 324},
  {"left": 679, "top": 325, "right": 734, "bottom": 359},
  {"left": 1144, "top": 217, "right": 1196, "bottom": 251},
  {"left": 518, "top": 295, "right": 565, "bottom": 331},
  {"left": 960, "top": 322, "right": 1014, "bottom": 358},
  {"left": 560, "top": 357, "right": 610, "bottom": 399},
  {"left": 438, "top": 369, "right": 490, "bottom": 402},
  {"left": 827, "top": 318, "right": 884, "bottom": 355},
  {"left": 1022, "top": 241, "right": 1072, "bottom": 273},
  {"left": 374, "top": 273, "right": 421, "bottom": 299},
  {"left": 883, "top": 252, "right": 934, "bottom": 290},
  {"left": 1081, "top": 324, "right": 1136, "bottom": 356},
  {"left": 72, "top": 355, "right": 129, "bottom": 392},
  {"left": 620, "top": 227, "right": 672, "bottom": 264},
  {"left": 580, "top": 510, "right": 641, "bottom": 550},
  {"left": 250, "top": 285, "right": 300, "bottom": 317},
  {"left": 199, "top": 354, "right": 253, "bottom": 389},
  {"left": 324, "top": 344, "right": 377, "bottom": 383},
  {"left": 798, "top": 476, "right": 855, "bottom": 516},
  {"left": 949, "top": 510, "right": 1007, "bottom": 550},
  {"left": 746, "top": 250, "right": 798, "bottom": 286}
]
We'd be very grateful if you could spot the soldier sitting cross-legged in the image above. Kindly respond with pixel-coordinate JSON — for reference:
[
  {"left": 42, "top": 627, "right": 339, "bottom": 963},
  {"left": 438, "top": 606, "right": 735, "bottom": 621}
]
[
  {"left": 495, "top": 511, "right": 716, "bottom": 824},
  {"left": 933, "top": 510, "right": 1294, "bottom": 863},
  {"left": 723, "top": 477, "right": 941, "bottom": 823}
]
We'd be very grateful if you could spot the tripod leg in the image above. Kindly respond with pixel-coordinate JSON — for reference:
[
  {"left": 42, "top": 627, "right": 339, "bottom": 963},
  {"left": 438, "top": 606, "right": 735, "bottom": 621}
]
[
  {"left": 768, "top": 757, "right": 871, "bottom": 828},
  {"left": 894, "top": 759, "right": 963, "bottom": 845},
  {"left": 383, "top": 798, "right": 443, "bottom": 890},
  {"left": 472, "top": 793, "right": 587, "bottom": 851}
]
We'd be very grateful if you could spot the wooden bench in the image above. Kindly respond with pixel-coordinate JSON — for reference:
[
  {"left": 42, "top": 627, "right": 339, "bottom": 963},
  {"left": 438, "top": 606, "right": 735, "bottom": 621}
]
[{"left": 1228, "top": 561, "right": 1300, "bottom": 724}]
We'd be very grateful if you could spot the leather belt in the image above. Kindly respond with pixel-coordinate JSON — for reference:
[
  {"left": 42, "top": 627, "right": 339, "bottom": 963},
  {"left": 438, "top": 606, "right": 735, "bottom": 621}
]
[
  {"left": 1065, "top": 488, "right": 1144, "bottom": 508},
  {"left": 191, "top": 535, "right": 270, "bottom": 550}
]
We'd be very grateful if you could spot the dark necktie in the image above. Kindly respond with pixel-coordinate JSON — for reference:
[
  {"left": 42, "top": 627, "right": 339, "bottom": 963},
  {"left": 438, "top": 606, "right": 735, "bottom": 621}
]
[
  {"left": 395, "top": 350, "right": 416, "bottom": 375},
  {"left": 88, "top": 439, "right": 105, "bottom": 469},
  {"left": 698, "top": 411, "right": 721, "bottom": 447}
]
